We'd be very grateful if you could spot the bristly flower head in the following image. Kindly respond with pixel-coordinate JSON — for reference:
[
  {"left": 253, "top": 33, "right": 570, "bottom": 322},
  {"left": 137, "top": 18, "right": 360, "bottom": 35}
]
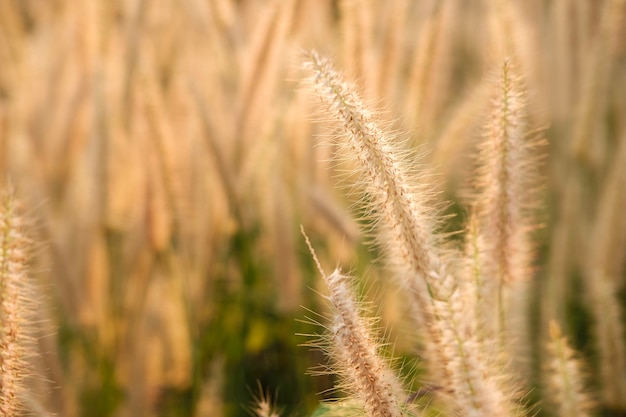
[
  {"left": 546, "top": 321, "right": 595, "bottom": 417},
  {"left": 300, "top": 226, "right": 408, "bottom": 417},
  {"left": 476, "top": 57, "right": 544, "bottom": 287},
  {"left": 0, "top": 188, "right": 34, "bottom": 417},
  {"left": 302, "top": 50, "right": 442, "bottom": 314}
]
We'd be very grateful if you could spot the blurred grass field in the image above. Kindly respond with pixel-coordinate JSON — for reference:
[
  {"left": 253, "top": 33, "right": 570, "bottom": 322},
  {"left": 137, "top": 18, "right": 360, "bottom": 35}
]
[{"left": 1, "top": 1, "right": 625, "bottom": 416}]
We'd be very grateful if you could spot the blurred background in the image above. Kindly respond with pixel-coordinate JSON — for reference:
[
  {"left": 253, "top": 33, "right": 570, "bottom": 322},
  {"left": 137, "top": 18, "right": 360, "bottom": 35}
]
[{"left": 1, "top": 0, "right": 625, "bottom": 416}]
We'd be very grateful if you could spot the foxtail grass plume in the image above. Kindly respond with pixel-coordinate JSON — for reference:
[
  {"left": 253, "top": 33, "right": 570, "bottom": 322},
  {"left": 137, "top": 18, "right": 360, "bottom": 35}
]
[
  {"left": 546, "top": 321, "right": 595, "bottom": 417},
  {"left": 0, "top": 189, "right": 33, "bottom": 417},
  {"left": 301, "top": 227, "right": 407, "bottom": 417},
  {"left": 324, "top": 269, "right": 407, "bottom": 417},
  {"left": 302, "top": 49, "right": 438, "bottom": 328},
  {"left": 474, "top": 58, "right": 543, "bottom": 347},
  {"left": 477, "top": 58, "right": 539, "bottom": 286}
]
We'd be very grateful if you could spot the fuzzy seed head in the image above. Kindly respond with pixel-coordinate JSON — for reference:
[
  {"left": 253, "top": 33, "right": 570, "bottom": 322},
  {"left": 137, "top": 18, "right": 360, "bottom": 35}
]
[
  {"left": 477, "top": 58, "right": 541, "bottom": 286},
  {"left": 324, "top": 269, "right": 405, "bottom": 417},
  {"left": 303, "top": 51, "right": 446, "bottom": 349},
  {"left": 0, "top": 191, "right": 32, "bottom": 417},
  {"left": 546, "top": 321, "right": 595, "bottom": 417}
]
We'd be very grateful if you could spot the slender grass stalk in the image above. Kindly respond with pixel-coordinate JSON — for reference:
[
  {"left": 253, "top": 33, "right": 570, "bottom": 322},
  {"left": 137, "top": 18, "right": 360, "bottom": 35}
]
[
  {"left": 405, "top": 1, "right": 452, "bottom": 136},
  {"left": 236, "top": 0, "right": 296, "bottom": 165},
  {"left": 338, "top": 0, "right": 375, "bottom": 97},
  {"left": 570, "top": 0, "right": 625, "bottom": 166},
  {"left": 588, "top": 132, "right": 626, "bottom": 287},
  {"left": 587, "top": 273, "right": 626, "bottom": 409},
  {"left": 586, "top": 133, "right": 626, "bottom": 409},
  {"left": 377, "top": 0, "right": 409, "bottom": 102},
  {"left": 463, "top": 209, "right": 488, "bottom": 344}
]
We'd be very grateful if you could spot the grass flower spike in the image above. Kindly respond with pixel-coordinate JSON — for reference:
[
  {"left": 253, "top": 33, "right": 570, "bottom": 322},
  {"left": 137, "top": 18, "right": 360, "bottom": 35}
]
[
  {"left": 302, "top": 228, "right": 407, "bottom": 417},
  {"left": 546, "top": 321, "right": 594, "bottom": 417},
  {"left": 0, "top": 190, "right": 33, "bottom": 417},
  {"left": 303, "top": 50, "right": 438, "bottom": 329},
  {"left": 475, "top": 58, "right": 543, "bottom": 349},
  {"left": 325, "top": 269, "right": 406, "bottom": 417},
  {"left": 477, "top": 59, "right": 536, "bottom": 280}
]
